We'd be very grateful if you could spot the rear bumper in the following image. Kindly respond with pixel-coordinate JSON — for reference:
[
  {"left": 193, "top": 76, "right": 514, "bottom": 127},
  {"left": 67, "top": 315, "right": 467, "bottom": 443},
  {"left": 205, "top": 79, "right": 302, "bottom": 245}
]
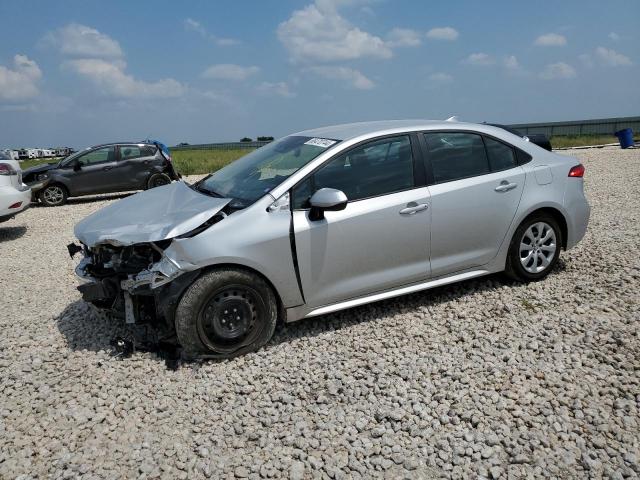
[
  {"left": 564, "top": 180, "right": 591, "bottom": 249},
  {"left": 0, "top": 185, "right": 32, "bottom": 221}
]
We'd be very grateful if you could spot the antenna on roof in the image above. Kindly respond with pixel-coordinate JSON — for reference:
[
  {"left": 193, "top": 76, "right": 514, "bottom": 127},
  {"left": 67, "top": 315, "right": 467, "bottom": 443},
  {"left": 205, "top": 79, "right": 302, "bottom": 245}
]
[{"left": 445, "top": 116, "right": 459, "bottom": 122}]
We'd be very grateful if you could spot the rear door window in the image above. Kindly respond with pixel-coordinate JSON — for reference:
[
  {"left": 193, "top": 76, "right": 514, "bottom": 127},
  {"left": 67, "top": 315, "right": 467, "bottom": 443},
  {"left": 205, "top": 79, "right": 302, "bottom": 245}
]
[
  {"left": 120, "top": 146, "right": 141, "bottom": 160},
  {"left": 423, "top": 132, "right": 490, "bottom": 183},
  {"left": 484, "top": 137, "right": 517, "bottom": 172}
]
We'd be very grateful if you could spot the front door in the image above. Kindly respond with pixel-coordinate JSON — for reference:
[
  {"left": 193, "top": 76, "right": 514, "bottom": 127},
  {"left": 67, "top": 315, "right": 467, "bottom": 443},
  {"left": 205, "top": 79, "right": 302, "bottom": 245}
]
[
  {"left": 68, "top": 146, "right": 121, "bottom": 195},
  {"left": 292, "top": 135, "right": 431, "bottom": 308},
  {"left": 423, "top": 132, "right": 526, "bottom": 277}
]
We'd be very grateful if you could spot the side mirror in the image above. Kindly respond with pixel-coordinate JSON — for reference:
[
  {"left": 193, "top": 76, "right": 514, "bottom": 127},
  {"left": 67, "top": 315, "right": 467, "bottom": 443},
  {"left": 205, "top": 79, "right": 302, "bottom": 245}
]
[
  {"left": 309, "top": 188, "right": 348, "bottom": 221},
  {"left": 72, "top": 159, "right": 81, "bottom": 171}
]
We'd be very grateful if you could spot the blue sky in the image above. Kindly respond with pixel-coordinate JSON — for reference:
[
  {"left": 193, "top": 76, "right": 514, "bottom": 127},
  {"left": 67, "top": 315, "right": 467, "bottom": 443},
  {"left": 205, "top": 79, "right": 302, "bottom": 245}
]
[{"left": 0, "top": 0, "right": 638, "bottom": 147}]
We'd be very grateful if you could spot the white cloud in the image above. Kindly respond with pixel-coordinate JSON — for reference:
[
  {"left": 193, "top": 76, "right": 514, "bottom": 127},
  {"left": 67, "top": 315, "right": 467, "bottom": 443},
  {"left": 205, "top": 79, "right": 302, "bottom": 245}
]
[
  {"left": 578, "top": 53, "right": 594, "bottom": 68},
  {"left": 184, "top": 18, "right": 207, "bottom": 37},
  {"left": 0, "top": 54, "right": 42, "bottom": 101},
  {"left": 308, "top": 66, "right": 374, "bottom": 89},
  {"left": 426, "top": 27, "right": 459, "bottom": 41},
  {"left": 49, "top": 24, "right": 186, "bottom": 99},
  {"left": 184, "top": 18, "right": 240, "bottom": 46},
  {"left": 534, "top": 33, "right": 567, "bottom": 47},
  {"left": 201, "top": 64, "right": 260, "bottom": 81},
  {"left": 277, "top": 2, "right": 391, "bottom": 63},
  {"left": 46, "top": 23, "right": 123, "bottom": 58},
  {"left": 595, "top": 46, "right": 632, "bottom": 66},
  {"left": 386, "top": 28, "right": 421, "bottom": 47},
  {"left": 539, "top": 62, "right": 576, "bottom": 80},
  {"left": 257, "top": 82, "right": 296, "bottom": 98},
  {"left": 428, "top": 72, "right": 453, "bottom": 83},
  {"left": 504, "top": 55, "right": 520, "bottom": 71},
  {"left": 66, "top": 59, "right": 186, "bottom": 98},
  {"left": 463, "top": 53, "right": 495, "bottom": 66},
  {"left": 608, "top": 32, "right": 620, "bottom": 41}
]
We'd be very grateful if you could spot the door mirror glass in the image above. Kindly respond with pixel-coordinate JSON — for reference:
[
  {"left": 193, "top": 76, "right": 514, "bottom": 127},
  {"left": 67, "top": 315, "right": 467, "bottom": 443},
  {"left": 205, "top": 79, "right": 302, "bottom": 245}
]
[{"left": 309, "top": 188, "right": 347, "bottom": 221}]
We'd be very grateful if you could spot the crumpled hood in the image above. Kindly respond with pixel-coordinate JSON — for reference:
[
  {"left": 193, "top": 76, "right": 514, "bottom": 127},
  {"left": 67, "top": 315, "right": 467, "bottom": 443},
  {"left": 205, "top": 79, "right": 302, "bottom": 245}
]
[
  {"left": 75, "top": 181, "right": 231, "bottom": 247},
  {"left": 23, "top": 163, "right": 58, "bottom": 178}
]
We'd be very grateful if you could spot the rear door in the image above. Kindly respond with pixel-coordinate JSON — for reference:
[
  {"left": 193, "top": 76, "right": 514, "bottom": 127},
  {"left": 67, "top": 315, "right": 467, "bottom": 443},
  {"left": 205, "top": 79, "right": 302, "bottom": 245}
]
[
  {"left": 422, "top": 131, "right": 526, "bottom": 277},
  {"left": 116, "top": 144, "right": 158, "bottom": 189},
  {"left": 292, "top": 134, "right": 431, "bottom": 308}
]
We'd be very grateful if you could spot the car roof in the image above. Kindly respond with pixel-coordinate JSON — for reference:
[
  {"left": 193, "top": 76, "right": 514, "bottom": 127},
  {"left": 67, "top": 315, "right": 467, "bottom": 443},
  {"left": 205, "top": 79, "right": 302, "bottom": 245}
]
[
  {"left": 88, "top": 141, "right": 158, "bottom": 149},
  {"left": 294, "top": 119, "right": 510, "bottom": 142}
]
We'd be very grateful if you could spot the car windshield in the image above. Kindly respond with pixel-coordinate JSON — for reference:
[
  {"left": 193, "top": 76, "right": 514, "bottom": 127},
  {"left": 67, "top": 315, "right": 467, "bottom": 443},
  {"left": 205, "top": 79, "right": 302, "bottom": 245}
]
[
  {"left": 197, "top": 135, "right": 339, "bottom": 207},
  {"left": 0, "top": 152, "right": 10, "bottom": 160}
]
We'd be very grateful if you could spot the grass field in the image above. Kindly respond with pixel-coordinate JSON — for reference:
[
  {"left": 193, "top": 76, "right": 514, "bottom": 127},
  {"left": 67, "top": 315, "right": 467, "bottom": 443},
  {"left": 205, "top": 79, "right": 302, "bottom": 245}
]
[
  {"left": 171, "top": 148, "right": 251, "bottom": 175},
  {"left": 550, "top": 135, "right": 617, "bottom": 148}
]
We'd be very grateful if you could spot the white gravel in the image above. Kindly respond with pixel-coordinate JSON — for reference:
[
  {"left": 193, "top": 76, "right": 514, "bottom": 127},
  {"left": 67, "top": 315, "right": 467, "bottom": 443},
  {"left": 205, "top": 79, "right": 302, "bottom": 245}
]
[{"left": 1, "top": 148, "right": 639, "bottom": 479}]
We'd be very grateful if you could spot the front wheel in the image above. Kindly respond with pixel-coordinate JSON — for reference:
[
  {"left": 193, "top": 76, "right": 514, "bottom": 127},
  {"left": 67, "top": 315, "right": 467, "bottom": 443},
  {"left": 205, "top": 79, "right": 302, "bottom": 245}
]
[
  {"left": 505, "top": 214, "right": 562, "bottom": 282},
  {"left": 175, "top": 268, "right": 278, "bottom": 359},
  {"left": 39, "top": 184, "right": 68, "bottom": 207}
]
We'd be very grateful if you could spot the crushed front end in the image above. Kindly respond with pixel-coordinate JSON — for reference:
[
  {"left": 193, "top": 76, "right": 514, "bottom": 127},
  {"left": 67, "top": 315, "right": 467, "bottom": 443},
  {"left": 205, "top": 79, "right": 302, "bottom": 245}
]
[{"left": 73, "top": 241, "right": 199, "bottom": 331}]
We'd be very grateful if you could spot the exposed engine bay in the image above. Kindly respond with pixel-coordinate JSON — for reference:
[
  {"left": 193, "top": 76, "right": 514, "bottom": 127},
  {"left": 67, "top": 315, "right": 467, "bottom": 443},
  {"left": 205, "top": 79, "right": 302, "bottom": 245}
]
[{"left": 73, "top": 240, "right": 199, "bottom": 331}]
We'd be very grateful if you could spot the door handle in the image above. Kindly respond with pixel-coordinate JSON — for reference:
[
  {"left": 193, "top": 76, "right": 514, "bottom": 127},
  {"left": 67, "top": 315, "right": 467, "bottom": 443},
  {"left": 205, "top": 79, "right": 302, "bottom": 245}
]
[
  {"left": 495, "top": 182, "right": 517, "bottom": 192},
  {"left": 399, "top": 203, "right": 429, "bottom": 215},
  {"left": 103, "top": 166, "right": 113, "bottom": 171}
]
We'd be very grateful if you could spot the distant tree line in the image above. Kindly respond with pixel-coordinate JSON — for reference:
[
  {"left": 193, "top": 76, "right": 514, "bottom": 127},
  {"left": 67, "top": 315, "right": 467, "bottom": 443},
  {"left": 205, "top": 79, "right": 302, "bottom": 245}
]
[{"left": 240, "top": 136, "right": 274, "bottom": 142}]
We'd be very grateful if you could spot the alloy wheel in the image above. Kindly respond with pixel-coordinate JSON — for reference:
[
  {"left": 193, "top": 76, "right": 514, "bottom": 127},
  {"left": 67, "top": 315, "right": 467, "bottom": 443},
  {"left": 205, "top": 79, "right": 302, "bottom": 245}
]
[
  {"left": 519, "top": 222, "right": 557, "bottom": 274},
  {"left": 43, "top": 186, "right": 65, "bottom": 205}
]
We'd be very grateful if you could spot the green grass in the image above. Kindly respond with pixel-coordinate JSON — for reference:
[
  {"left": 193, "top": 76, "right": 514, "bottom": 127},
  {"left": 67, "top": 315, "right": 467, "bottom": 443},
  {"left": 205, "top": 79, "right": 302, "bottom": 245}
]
[
  {"left": 171, "top": 148, "right": 252, "bottom": 176},
  {"left": 20, "top": 158, "right": 61, "bottom": 169},
  {"left": 550, "top": 135, "right": 617, "bottom": 149}
]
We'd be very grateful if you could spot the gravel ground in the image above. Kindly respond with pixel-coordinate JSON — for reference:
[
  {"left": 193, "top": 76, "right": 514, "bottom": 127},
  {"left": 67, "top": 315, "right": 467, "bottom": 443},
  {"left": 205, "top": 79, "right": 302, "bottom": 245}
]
[{"left": 1, "top": 148, "right": 639, "bottom": 479}]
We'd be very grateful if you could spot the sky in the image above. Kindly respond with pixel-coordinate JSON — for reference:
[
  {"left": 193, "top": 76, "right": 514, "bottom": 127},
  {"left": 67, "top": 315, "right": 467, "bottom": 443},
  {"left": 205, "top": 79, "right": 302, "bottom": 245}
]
[{"left": 0, "top": 0, "right": 638, "bottom": 148}]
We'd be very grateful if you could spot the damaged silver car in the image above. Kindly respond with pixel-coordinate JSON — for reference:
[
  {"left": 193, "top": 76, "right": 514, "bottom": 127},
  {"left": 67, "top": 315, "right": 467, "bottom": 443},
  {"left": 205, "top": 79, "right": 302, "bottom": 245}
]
[{"left": 71, "top": 120, "right": 590, "bottom": 358}]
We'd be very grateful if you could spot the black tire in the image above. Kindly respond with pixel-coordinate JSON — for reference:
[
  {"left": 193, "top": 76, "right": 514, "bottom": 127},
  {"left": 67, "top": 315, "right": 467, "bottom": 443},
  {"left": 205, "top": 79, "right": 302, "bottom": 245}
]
[
  {"left": 505, "top": 213, "right": 562, "bottom": 282},
  {"left": 146, "top": 173, "right": 172, "bottom": 189},
  {"left": 38, "top": 184, "right": 68, "bottom": 207},
  {"left": 175, "top": 268, "right": 278, "bottom": 359}
]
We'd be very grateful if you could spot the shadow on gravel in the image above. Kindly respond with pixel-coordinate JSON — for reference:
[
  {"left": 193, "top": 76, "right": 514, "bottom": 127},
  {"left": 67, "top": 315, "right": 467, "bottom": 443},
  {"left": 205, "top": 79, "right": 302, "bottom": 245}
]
[
  {"left": 31, "top": 192, "right": 134, "bottom": 208},
  {"left": 0, "top": 225, "right": 27, "bottom": 242},
  {"left": 272, "top": 273, "right": 510, "bottom": 345},
  {"left": 55, "top": 300, "right": 181, "bottom": 369},
  {"left": 56, "top": 263, "right": 564, "bottom": 367}
]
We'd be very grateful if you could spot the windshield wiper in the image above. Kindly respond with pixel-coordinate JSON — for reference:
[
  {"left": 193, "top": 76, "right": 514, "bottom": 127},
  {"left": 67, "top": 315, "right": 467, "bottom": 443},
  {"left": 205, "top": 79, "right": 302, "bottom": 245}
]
[{"left": 194, "top": 183, "right": 224, "bottom": 198}]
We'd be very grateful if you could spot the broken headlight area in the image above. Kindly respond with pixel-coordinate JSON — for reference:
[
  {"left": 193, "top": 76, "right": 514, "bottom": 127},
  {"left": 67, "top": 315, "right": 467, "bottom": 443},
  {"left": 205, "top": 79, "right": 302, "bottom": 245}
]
[{"left": 74, "top": 240, "right": 189, "bottom": 326}]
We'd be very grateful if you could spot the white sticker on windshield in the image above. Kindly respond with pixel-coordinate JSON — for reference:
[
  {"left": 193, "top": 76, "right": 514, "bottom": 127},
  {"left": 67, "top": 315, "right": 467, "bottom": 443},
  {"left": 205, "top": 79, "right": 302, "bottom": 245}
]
[{"left": 304, "top": 138, "right": 337, "bottom": 148}]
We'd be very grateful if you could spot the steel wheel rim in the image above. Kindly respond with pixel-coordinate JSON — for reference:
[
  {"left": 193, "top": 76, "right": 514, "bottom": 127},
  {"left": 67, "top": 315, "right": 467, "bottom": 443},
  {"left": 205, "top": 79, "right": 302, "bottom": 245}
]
[
  {"left": 43, "top": 186, "right": 64, "bottom": 204},
  {"left": 519, "top": 221, "right": 557, "bottom": 274},
  {"left": 197, "top": 285, "right": 265, "bottom": 354}
]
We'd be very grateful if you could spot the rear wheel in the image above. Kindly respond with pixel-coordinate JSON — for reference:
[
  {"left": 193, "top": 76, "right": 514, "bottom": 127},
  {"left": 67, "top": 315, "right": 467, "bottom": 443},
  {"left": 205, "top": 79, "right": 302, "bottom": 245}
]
[
  {"left": 147, "top": 173, "right": 171, "bottom": 189},
  {"left": 175, "top": 268, "right": 278, "bottom": 358},
  {"left": 39, "top": 184, "right": 68, "bottom": 207},
  {"left": 505, "top": 214, "right": 562, "bottom": 282}
]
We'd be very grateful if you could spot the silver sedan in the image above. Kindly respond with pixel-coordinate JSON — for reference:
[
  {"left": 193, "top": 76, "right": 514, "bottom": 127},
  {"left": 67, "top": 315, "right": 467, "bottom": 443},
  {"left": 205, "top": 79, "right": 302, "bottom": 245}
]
[{"left": 72, "top": 120, "right": 590, "bottom": 358}]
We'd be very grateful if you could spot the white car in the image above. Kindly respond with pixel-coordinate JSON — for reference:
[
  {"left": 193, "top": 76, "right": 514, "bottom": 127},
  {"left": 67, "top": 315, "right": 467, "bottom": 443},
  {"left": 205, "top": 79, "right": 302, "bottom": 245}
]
[{"left": 0, "top": 152, "right": 31, "bottom": 222}]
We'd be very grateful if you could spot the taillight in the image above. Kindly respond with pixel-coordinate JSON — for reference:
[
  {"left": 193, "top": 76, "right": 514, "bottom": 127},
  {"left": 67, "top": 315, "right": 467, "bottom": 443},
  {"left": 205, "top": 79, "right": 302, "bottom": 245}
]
[
  {"left": 0, "top": 163, "right": 17, "bottom": 176},
  {"left": 9, "top": 202, "right": 22, "bottom": 209},
  {"left": 568, "top": 164, "right": 585, "bottom": 178}
]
